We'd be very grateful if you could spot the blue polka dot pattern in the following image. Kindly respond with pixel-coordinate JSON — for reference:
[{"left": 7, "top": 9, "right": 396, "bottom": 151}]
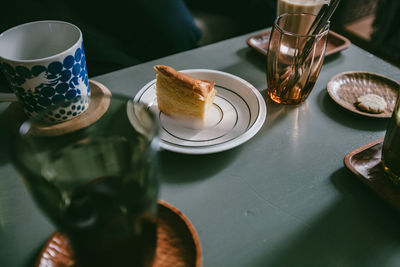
[
  {"left": 0, "top": 42, "right": 90, "bottom": 123},
  {"left": 56, "top": 83, "right": 69, "bottom": 94},
  {"left": 66, "top": 90, "right": 77, "bottom": 99},
  {"left": 3, "top": 63, "right": 15, "bottom": 76},
  {"left": 60, "top": 70, "right": 72, "bottom": 82},
  {"left": 52, "top": 94, "right": 66, "bottom": 104},
  {"left": 16, "top": 66, "right": 32, "bottom": 79},
  {"left": 48, "top": 62, "right": 63, "bottom": 74},
  {"left": 63, "top": 55, "right": 75, "bottom": 69},
  {"left": 41, "top": 86, "right": 55, "bottom": 97},
  {"left": 32, "top": 65, "right": 47, "bottom": 76},
  {"left": 75, "top": 48, "right": 82, "bottom": 62}
]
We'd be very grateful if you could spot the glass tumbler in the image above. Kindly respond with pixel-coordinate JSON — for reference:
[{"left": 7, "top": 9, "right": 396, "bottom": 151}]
[
  {"left": 267, "top": 13, "right": 329, "bottom": 104},
  {"left": 382, "top": 93, "right": 400, "bottom": 184},
  {"left": 11, "top": 94, "right": 159, "bottom": 267}
]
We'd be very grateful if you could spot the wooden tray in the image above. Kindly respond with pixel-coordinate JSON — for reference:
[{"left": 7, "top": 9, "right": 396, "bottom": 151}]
[
  {"left": 36, "top": 200, "right": 202, "bottom": 267},
  {"left": 344, "top": 137, "right": 400, "bottom": 211},
  {"left": 247, "top": 30, "right": 351, "bottom": 57}
]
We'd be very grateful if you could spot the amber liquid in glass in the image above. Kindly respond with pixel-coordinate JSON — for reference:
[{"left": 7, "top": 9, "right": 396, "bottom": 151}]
[
  {"left": 266, "top": 13, "right": 328, "bottom": 105},
  {"left": 267, "top": 56, "right": 318, "bottom": 105},
  {"left": 267, "top": 49, "right": 321, "bottom": 104}
]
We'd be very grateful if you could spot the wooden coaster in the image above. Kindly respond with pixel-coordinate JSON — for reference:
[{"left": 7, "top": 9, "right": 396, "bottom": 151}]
[
  {"left": 36, "top": 200, "right": 202, "bottom": 267},
  {"left": 3, "top": 80, "right": 111, "bottom": 136},
  {"left": 327, "top": 72, "right": 399, "bottom": 118}
]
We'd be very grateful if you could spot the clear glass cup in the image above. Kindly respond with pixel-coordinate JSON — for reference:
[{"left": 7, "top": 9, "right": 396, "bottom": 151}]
[
  {"left": 11, "top": 94, "right": 159, "bottom": 267},
  {"left": 382, "top": 94, "right": 400, "bottom": 184},
  {"left": 267, "top": 13, "right": 329, "bottom": 105}
]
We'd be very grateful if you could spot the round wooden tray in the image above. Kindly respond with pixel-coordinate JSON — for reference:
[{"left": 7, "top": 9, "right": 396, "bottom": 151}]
[
  {"left": 36, "top": 200, "right": 202, "bottom": 267},
  {"left": 3, "top": 80, "right": 111, "bottom": 136},
  {"left": 327, "top": 71, "right": 400, "bottom": 118}
]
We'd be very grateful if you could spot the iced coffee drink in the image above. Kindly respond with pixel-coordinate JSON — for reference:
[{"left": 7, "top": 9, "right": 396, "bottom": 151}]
[{"left": 277, "top": 0, "right": 330, "bottom": 34}]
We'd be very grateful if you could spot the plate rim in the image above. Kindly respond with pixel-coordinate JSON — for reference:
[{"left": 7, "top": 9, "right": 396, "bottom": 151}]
[
  {"left": 326, "top": 71, "right": 400, "bottom": 119},
  {"left": 133, "top": 69, "right": 267, "bottom": 154}
]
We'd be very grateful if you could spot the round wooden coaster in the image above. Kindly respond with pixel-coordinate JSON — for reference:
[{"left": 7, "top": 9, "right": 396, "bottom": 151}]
[
  {"left": 3, "top": 80, "right": 111, "bottom": 136},
  {"left": 36, "top": 200, "right": 202, "bottom": 267},
  {"left": 327, "top": 71, "right": 400, "bottom": 118}
]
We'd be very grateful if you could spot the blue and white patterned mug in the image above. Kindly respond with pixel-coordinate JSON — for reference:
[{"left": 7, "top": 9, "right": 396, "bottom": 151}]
[{"left": 0, "top": 21, "right": 90, "bottom": 123}]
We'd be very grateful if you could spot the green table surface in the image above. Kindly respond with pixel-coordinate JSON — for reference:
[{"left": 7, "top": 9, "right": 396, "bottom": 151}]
[{"left": 1, "top": 29, "right": 400, "bottom": 267}]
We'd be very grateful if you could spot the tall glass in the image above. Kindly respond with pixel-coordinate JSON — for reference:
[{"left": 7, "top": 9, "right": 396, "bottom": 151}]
[
  {"left": 11, "top": 94, "right": 159, "bottom": 267},
  {"left": 382, "top": 94, "right": 400, "bottom": 184},
  {"left": 267, "top": 13, "right": 329, "bottom": 104}
]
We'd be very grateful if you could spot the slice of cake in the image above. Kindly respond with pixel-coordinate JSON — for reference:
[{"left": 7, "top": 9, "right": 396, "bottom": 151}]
[{"left": 154, "top": 65, "right": 217, "bottom": 122}]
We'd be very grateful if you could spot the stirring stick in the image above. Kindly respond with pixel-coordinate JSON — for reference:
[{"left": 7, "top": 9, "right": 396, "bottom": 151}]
[
  {"left": 300, "top": 0, "right": 342, "bottom": 65},
  {"left": 311, "top": 0, "right": 341, "bottom": 35},
  {"left": 306, "top": 3, "right": 329, "bottom": 35}
]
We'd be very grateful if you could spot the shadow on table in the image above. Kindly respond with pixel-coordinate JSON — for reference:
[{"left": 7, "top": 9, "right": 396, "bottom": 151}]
[
  {"left": 159, "top": 145, "right": 241, "bottom": 184},
  {"left": 317, "top": 89, "right": 389, "bottom": 132},
  {"left": 323, "top": 52, "right": 342, "bottom": 65},
  {"left": 245, "top": 167, "right": 400, "bottom": 267},
  {"left": 0, "top": 106, "right": 14, "bottom": 167},
  {"left": 0, "top": 244, "right": 46, "bottom": 267},
  {"left": 240, "top": 48, "right": 266, "bottom": 72},
  {"left": 24, "top": 247, "right": 46, "bottom": 267}
]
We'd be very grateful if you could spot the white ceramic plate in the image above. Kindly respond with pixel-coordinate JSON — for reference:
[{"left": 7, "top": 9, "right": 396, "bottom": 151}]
[{"left": 132, "top": 69, "right": 267, "bottom": 154}]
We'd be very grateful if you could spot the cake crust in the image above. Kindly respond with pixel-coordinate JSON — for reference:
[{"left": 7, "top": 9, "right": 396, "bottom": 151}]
[
  {"left": 154, "top": 65, "right": 217, "bottom": 123},
  {"left": 154, "top": 65, "right": 215, "bottom": 98}
]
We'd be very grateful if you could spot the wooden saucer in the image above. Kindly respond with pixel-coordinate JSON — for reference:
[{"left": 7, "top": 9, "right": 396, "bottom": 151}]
[
  {"left": 36, "top": 200, "right": 202, "bottom": 267},
  {"left": 3, "top": 80, "right": 111, "bottom": 136},
  {"left": 327, "top": 72, "right": 399, "bottom": 118}
]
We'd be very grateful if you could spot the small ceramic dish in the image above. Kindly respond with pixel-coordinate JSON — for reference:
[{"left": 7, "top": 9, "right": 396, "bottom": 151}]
[
  {"left": 133, "top": 69, "right": 267, "bottom": 154},
  {"left": 327, "top": 71, "right": 400, "bottom": 118}
]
